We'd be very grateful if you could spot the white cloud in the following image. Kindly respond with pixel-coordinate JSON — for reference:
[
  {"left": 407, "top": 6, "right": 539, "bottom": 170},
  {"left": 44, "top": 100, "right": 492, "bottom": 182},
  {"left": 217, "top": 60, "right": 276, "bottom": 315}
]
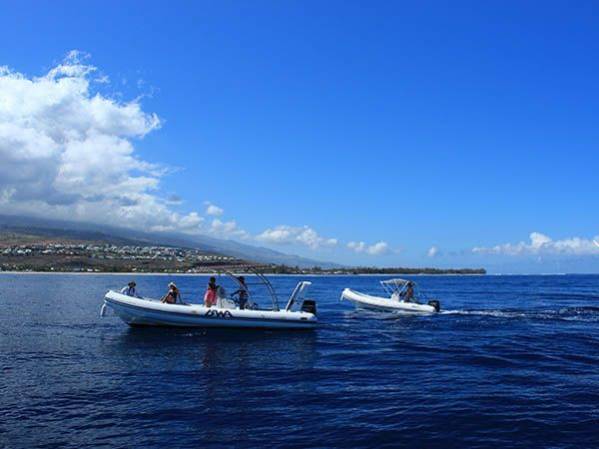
[
  {"left": 0, "top": 51, "right": 390, "bottom": 256},
  {"left": 257, "top": 225, "right": 338, "bottom": 250},
  {"left": 427, "top": 246, "right": 439, "bottom": 257},
  {"left": 211, "top": 218, "right": 248, "bottom": 239},
  {"left": 367, "top": 241, "right": 389, "bottom": 255},
  {"left": 347, "top": 240, "right": 390, "bottom": 255},
  {"left": 347, "top": 241, "right": 366, "bottom": 253},
  {"left": 0, "top": 51, "right": 221, "bottom": 238},
  {"left": 179, "top": 212, "right": 204, "bottom": 230},
  {"left": 472, "top": 232, "right": 599, "bottom": 256},
  {"left": 205, "top": 202, "right": 224, "bottom": 216}
]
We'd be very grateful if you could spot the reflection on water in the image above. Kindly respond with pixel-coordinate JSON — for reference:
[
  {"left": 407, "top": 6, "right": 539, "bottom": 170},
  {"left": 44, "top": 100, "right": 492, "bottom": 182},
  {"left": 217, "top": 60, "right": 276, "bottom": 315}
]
[{"left": 109, "top": 327, "right": 318, "bottom": 371}]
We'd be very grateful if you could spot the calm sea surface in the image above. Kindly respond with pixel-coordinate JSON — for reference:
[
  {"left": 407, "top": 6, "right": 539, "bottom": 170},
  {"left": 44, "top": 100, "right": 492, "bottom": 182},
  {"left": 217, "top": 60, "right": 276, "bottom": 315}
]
[{"left": 2, "top": 274, "right": 599, "bottom": 448}]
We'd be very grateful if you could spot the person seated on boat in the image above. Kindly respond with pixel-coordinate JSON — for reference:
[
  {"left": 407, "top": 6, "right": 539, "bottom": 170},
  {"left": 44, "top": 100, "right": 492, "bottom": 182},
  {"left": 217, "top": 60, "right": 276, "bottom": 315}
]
[
  {"left": 203, "top": 276, "right": 218, "bottom": 307},
  {"left": 232, "top": 276, "right": 249, "bottom": 309},
  {"left": 120, "top": 281, "right": 139, "bottom": 297},
  {"left": 400, "top": 282, "right": 415, "bottom": 303},
  {"left": 161, "top": 282, "right": 181, "bottom": 304}
]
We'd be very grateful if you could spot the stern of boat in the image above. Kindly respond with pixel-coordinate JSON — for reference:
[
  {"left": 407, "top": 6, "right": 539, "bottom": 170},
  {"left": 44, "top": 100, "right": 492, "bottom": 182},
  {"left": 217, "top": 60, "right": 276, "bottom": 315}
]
[{"left": 427, "top": 300, "right": 441, "bottom": 312}]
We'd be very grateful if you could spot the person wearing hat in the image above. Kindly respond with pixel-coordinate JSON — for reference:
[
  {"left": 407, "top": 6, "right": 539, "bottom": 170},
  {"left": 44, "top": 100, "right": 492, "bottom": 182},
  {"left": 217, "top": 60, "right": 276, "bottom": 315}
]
[
  {"left": 161, "top": 282, "right": 181, "bottom": 304},
  {"left": 120, "top": 281, "right": 139, "bottom": 297}
]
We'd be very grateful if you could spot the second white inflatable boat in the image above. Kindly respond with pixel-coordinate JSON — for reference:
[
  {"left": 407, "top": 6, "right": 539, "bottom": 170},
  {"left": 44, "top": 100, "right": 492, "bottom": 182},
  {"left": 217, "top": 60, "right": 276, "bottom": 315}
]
[{"left": 341, "top": 279, "right": 440, "bottom": 314}]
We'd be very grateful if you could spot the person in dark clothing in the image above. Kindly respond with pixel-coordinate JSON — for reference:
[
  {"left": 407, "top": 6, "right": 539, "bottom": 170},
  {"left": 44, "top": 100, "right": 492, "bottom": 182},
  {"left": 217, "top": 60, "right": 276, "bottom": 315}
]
[
  {"left": 161, "top": 282, "right": 181, "bottom": 304},
  {"left": 121, "top": 281, "right": 139, "bottom": 297},
  {"left": 233, "top": 276, "right": 249, "bottom": 309},
  {"left": 401, "top": 282, "right": 415, "bottom": 302}
]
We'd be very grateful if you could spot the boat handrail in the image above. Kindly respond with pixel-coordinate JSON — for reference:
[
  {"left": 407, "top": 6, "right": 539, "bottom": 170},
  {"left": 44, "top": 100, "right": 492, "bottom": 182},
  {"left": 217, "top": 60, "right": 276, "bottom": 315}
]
[
  {"left": 255, "top": 271, "right": 280, "bottom": 311},
  {"left": 220, "top": 268, "right": 281, "bottom": 311}
]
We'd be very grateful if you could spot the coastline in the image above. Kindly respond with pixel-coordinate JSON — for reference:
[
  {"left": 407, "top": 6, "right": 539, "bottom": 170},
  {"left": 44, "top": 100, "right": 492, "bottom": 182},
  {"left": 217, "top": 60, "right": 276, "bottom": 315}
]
[
  {"left": 0, "top": 271, "right": 582, "bottom": 276},
  {"left": 0, "top": 270, "right": 488, "bottom": 277},
  {"left": 1, "top": 271, "right": 590, "bottom": 276}
]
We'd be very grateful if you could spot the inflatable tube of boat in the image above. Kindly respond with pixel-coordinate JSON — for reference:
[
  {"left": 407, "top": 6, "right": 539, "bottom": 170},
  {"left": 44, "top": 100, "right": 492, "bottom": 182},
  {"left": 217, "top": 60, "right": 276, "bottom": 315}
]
[
  {"left": 341, "top": 288, "right": 439, "bottom": 314},
  {"left": 102, "top": 290, "right": 318, "bottom": 329}
]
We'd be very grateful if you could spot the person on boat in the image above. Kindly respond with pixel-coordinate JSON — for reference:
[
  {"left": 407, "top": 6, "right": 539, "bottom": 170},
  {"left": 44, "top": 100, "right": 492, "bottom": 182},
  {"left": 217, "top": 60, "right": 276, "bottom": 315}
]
[
  {"left": 161, "top": 282, "right": 181, "bottom": 304},
  {"left": 203, "top": 276, "right": 218, "bottom": 307},
  {"left": 232, "top": 276, "right": 249, "bottom": 309},
  {"left": 402, "top": 282, "right": 415, "bottom": 302},
  {"left": 120, "top": 281, "right": 139, "bottom": 297}
]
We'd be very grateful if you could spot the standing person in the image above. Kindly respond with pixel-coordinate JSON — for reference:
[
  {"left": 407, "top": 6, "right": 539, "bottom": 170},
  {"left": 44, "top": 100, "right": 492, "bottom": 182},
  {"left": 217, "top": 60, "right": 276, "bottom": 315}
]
[
  {"left": 161, "top": 282, "right": 181, "bottom": 304},
  {"left": 120, "top": 281, "right": 139, "bottom": 297},
  {"left": 204, "top": 276, "right": 218, "bottom": 307},
  {"left": 233, "top": 276, "right": 249, "bottom": 310}
]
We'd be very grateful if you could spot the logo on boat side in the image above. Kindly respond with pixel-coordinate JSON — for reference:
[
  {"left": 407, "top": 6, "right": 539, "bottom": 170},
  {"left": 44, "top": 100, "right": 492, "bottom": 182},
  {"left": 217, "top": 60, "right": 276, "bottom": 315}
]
[{"left": 205, "top": 309, "right": 233, "bottom": 319}]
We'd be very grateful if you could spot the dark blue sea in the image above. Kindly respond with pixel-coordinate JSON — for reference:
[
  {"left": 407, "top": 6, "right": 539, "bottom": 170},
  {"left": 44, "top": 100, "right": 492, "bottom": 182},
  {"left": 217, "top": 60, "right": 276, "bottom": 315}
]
[{"left": 2, "top": 274, "right": 599, "bottom": 448}]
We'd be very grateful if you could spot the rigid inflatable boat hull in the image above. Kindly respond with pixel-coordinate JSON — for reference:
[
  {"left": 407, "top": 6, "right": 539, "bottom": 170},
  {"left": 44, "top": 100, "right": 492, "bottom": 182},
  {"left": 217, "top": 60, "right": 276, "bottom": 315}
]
[
  {"left": 103, "top": 291, "right": 317, "bottom": 329},
  {"left": 341, "top": 288, "right": 438, "bottom": 314}
]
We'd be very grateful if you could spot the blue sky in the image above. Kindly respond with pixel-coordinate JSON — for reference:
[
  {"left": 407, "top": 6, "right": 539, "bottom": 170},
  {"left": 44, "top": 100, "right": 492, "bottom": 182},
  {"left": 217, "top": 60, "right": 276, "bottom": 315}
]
[{"left": 1, "top": 1, "right": 598, "bottom": 272}]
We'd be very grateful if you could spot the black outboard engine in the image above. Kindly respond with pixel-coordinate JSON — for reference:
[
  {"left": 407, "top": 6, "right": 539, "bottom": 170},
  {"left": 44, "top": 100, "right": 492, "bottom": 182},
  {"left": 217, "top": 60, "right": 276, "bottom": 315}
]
[
  {"left": 300, "top": 299, "right": 317, "bottom": 315},
  {"left": 427, "top": 300, "right": 441, "bottom": 312}
]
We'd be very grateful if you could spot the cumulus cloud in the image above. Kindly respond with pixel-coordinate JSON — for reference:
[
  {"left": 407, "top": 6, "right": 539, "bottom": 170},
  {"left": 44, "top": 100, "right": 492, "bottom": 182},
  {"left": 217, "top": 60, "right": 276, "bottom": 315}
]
[
  {"left": 0, "top": 51, "right": 217, "bottom": 234},
  {"left": 367, "top": 241, "right": 389, "bottom": 255},
  {"left": 210, "top": 218, "right": 249, "bottom": 239},
  {"left": 0, "top": 51, "right": 392, "bottom": 253},
  {"left": 0, "top": 51, "right": 253, "bottom": 241},
  {"left": 257, "top": 225, "right": 338, "bottom": 250},
  {"left": 205, "top": 202, "right": 224, "bottom": 216},
  {"left": 347, "top": 240, "right": 390, "bottom": 256},
  {"left": 427, "top": 246, "right": 439, "bottom": 257},
  {"left": 178, "top": 212, "right": 204, "bottom": 230},
  {"left": 347, "top": 241, "right": 366, "bottom": 253},
  {"left": 472, "top": 232, "right": 599, "bottom": 256}
]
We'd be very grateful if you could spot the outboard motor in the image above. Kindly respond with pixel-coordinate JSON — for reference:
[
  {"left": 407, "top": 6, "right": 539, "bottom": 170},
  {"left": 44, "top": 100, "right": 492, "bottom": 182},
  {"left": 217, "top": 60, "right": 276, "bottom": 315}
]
[
  {"left": 300, "top": 299, "right": 317, "bottom": 315},
  {"left": 427, "top": 300, "right": 441, "bottom": 312}
]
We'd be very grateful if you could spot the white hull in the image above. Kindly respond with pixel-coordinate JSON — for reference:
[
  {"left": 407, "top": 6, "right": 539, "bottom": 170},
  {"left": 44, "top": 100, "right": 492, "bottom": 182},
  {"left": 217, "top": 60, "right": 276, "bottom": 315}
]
[
  {"left": 103, "top": 291, "right": 317, "bottom": 329},
  {"left": 341, "top": 288, "right": 438, "bottom": 314}
]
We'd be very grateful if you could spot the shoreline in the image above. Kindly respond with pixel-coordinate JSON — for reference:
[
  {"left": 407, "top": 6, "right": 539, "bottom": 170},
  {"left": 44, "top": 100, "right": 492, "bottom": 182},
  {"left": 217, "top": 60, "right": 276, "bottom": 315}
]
[
  {"left": 0, "top": 270, "right": 487, "bottom": 277},
  {"left": 0, "top": 271, "right": 588, "bottom": 276}
]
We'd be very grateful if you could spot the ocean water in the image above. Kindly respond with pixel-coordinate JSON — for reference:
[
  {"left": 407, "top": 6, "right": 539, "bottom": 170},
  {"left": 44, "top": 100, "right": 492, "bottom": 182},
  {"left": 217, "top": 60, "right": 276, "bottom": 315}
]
[{"left": 2, "top": 274, "right": 599, "bottom": 448}]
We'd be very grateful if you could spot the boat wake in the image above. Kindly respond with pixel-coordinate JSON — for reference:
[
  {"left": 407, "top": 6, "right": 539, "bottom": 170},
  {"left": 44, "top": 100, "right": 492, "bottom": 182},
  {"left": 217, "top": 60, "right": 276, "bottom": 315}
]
[{"left": 441, "top": 306, "right": 599, "bottom": 322}]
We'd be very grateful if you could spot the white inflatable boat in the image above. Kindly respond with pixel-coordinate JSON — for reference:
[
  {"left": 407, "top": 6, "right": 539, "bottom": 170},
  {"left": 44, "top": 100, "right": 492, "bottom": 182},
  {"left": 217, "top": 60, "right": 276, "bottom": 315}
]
[
  {"left": 101, "top": 275, "right": 317, "bottom": 330},
  {"left": 341, "top": 278, "right": 440, "bottom": 314}
]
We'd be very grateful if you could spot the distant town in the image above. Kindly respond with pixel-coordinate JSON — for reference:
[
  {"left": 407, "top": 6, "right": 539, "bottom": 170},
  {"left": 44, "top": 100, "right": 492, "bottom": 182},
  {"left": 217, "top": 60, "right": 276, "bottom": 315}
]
[
  {"left": 0, "top": 241, "right": 242, "bottom": 273},
  {"left": 1, "top": 242, "right": 235, "bottom": 262}
]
